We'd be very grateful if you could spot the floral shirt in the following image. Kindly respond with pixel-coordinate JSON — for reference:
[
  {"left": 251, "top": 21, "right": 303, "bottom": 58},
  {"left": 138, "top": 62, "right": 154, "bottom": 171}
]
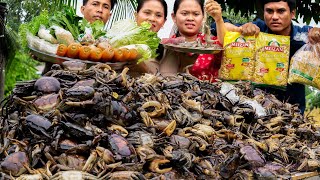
[{"left": 171, "top": 33, "right": 222, "bottom": 82}]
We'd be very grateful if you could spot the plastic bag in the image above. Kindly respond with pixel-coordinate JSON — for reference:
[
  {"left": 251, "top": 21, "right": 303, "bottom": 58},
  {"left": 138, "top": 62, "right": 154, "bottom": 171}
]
[
  {"left": 52, "top": 25, "right": 75, "bottom": 45},
  {"left": 219, "top": 31, "right": 256, "bottom": 81},
  {"left": 78, "top": 27, "right": 95, "bottom": 45},
  {"left": 288, "top": 38, "right": 320, "bottom": 89},
  {"left": 253, "top": 32, "right": 290, "bottom": 88},
  {"left": 27, "top": 32, "right": 58, "bottom": 54},
  {"left": 37, "top": 25, "right": 58, "bottom": 44}
]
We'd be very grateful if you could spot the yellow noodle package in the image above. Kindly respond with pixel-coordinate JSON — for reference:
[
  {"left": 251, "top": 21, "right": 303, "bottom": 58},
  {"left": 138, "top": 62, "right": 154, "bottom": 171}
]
[
  {"left": 288, "top": 43, "right": 320, "bottom": 89},
  {"left": 253, "top": 32, "right": 290, "bottom": 87},
  {"left": 219, "top": 32, "right": 255, "bottom": 81}
]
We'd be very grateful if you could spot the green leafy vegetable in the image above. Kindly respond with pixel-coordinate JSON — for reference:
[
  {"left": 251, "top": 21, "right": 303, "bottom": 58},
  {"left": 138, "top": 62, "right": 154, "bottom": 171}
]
[
  {"left": 106, "top": 19, "right": 160, "bottom": 61},
  {"left": 49, "top": 5, "right": 82, "bottom": 38},
  {"left": 19, "top": 10, "right": 49, "bottom": 50},
  {"left": 79, "top": 19, "right": 106, "bottom": 39}
]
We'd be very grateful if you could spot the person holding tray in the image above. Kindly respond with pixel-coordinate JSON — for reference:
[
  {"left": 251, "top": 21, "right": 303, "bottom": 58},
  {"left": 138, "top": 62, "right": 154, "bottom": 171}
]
[
  {"left": 159, "top": 0, "right": 226, "bottom": 82},
  {"left": 127, "top": 0, "right": 168, "bottom": 76},
  {"left": 42, "top": 0, "right": 117, "bottom": 74}
]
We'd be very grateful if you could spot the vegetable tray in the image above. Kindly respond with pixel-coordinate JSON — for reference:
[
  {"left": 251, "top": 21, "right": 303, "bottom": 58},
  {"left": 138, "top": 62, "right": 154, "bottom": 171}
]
[
  {"left": 29, "top": 46, "right": 129, "bottom": 70},
  {"left": 162, "top": 44, "right": 224, "bottom": 54}
]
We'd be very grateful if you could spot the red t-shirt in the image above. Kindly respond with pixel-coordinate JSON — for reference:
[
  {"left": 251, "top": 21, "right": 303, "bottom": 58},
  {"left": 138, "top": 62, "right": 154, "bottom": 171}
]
[{"left": 171, "top": 33, "right": 222, "bottom": 82}]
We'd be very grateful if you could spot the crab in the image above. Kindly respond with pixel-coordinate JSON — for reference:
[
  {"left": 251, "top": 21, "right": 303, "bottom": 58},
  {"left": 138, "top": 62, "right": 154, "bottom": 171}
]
[
  {"left": 54, "top": 153, "right": 86, "bottom": 171},
  {"left": 169, "top": 135, "right": 192, "bottom": 150},
  {"left": 24, "top": 114, "right": 53, "bottom": 139},
  {"left": 0, "top": 151, "right": 29, "bottom": 176},
  {"left": 33, "top": 93, "right": 61, "bottom": 113},
  {"left": 50, "top": 170, "right": 98, "bottom": 180},
  {"left": 170, "top": 149, "right": 195, "bottom": 172},
  {"left": 220, "top": 154, "right": 240, "bottom": 179},
  {"left": 34, "top": 76, "right": 61, "bottom": 94},
  {"left": 240, "top": 145, "right": 266, "bottom": 167},
  {"left": 82, "top": 146, "right": 115, "bottom": 172},
  {"left": 15, "top": 174, "right": 45, "bottom": 180},
  {"left": 108, "top": 133, "right": 137, "bottom": 163},
  {"left": 62, "top": 60, "right": 87, "bottom": 72},
  {"left": 102, "top": 171, "right": 146, "bottom": 180},
  {"left": 72, "top": 79, "right": 96, "bottom": 88},
  {"left": 179, "top": 124, "right": 215, "bottom": 141},
  {"left": 181, "top": 96, "right": 203, "bottom": 113},
  {"left": 138, "top": 100, "right": 167, "bottom": 127},
  {"left": 136, "top": 146, "right": 158, "bottom": 162},
  {"left": 108, "top": 124, "right": 129, "bottom": 137},
  {"left": 127, "top": 130, "right": 165, "bottom": 149},
  {"left": 188, "top": 136, "right": 209, "bottom": 151},
  {"left": 172, "top": 106, "right": 201, "bottom": 126}
]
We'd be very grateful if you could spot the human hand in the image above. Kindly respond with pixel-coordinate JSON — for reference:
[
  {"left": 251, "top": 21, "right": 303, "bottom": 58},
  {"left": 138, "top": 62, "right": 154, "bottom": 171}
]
[
  {"left": 205, "top": 0, "right": 223, "bottom": 22},
  {"left": 308, "top": 27, "right": 320, "bottom": 44},
  {"left": 239, "top": 22, "right": 260, "bottom": 37}
]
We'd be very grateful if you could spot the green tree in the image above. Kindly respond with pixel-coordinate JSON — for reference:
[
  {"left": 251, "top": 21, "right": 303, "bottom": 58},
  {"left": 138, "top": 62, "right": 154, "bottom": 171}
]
[{"left": 216, "top": 0, "right": 320, "bottom": 25}]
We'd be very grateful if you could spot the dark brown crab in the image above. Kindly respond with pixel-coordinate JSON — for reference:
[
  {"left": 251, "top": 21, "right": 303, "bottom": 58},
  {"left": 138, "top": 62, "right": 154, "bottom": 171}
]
[
  {"left": 108, "top": 133, "right": 137, "bottom": 163},
  {"left": 64, "top": 86, "right": 95, "bottom": 101},
  {"left": 34, "top": 76, "right": 61, "bottom": 94},
  {"left": 0, "top": 151, "right": 29, "bottom": 176},
  {"left": 33, "top": 93, "right": 61, "bottom": 112},
  {"left": 170, "top": 149, "right": 196, "bottom": 172},
  {"left": 240, "top": 145, "right": 266, "bottom": 168},
  {"left": 54, "top": 153, "right": 86, "bottom": 171},
  {"left": 62, "top": 60, "right": 87, "bottom": 72},
  {"left": 24, "top": 114, "right": 53, "bottom": 139},
  {"left": 44, "top": 69, "right": 79, "bottom": 87}
]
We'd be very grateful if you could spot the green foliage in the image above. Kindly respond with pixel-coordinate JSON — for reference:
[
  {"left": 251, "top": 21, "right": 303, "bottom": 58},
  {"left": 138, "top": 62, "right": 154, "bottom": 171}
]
[
  {"left": 222, "top": 8, "right": 256, "bottom": 24},
  {"left": 5, "top": 51, "right": 39, "bottom": 96},
  {"left": 306, "top": 87, "right": 320, "bottom": 110}
]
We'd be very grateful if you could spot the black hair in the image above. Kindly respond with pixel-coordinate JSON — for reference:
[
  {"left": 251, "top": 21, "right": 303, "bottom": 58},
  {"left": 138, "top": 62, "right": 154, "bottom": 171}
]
[
  {"left": 83, "top": 0, "right": 117, "bottom": 10},
  {"left": 261, "top": 0, "right": 296, "bottom": 11},
  {"left": 137, "top": 0, "right": 168, "bottom": 19},
  {"left": 173, "top": 0, "right": 204, "bottom": 14}
]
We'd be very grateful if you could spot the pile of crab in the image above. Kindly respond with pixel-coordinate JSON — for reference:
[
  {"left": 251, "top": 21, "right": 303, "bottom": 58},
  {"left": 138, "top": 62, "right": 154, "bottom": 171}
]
[{"left": 0, "top": 60, "right": 319, "bottom": 180}]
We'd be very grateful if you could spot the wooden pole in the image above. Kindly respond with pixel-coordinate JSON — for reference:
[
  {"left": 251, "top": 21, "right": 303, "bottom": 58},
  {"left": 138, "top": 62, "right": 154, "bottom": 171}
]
[{"left": 0, "top": 2, "right": 7, "bottom": 102}]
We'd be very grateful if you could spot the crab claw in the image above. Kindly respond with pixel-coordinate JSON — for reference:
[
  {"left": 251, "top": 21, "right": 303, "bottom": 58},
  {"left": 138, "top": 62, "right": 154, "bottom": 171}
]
[
  {"left": 108, "top": 124, "right": 128, "bottom": 137},
  {"left": 162, "top": 120, "right": 176, "bottom": 136},
  {"left": 149, "top": 159, "right": 172, "bottom": 174},
  {"left": 137, "top": 146, "right": 157, "bottom": 162},
  {"left": 140, "top": 111, "right": 154, "bottom": 127},
  {"left": 142, "top": 101, "right": 166, "bottom": 117}
]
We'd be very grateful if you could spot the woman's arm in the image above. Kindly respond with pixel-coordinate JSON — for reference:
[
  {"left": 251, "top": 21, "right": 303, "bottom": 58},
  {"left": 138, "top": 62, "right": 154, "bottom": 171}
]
[
  {"left": 205, "top": 0, "right": 226, "bottom": 44},
  {"left": 160, "top": 50, "right": 180, "bottom": 76}
]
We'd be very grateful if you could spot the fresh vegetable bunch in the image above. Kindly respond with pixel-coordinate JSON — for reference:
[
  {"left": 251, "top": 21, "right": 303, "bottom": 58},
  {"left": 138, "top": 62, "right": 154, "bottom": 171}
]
[
  {"left": 49, "top": 5, "right": 82, "bottom": 39},
  {"left": 106, "top": 19, "right": 160, "bottom": 63}
]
